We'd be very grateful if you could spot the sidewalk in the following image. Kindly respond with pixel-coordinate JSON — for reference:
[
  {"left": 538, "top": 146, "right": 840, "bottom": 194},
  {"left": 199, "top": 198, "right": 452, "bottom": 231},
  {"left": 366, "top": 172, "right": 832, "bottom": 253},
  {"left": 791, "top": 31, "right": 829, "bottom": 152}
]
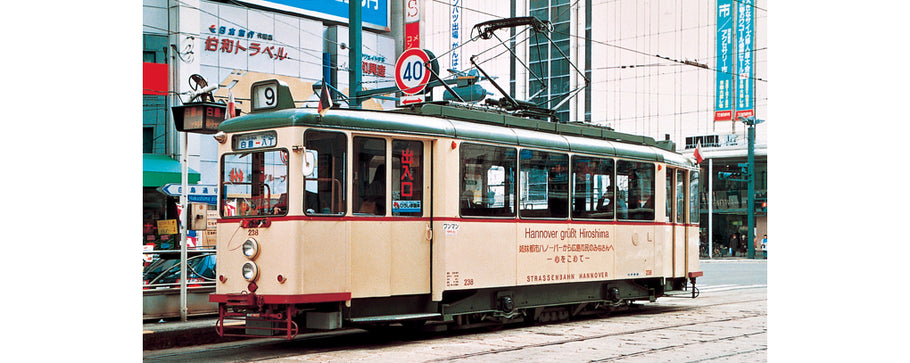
[{"left": 143, "top": 317, "right": 234, "bottom": 350}]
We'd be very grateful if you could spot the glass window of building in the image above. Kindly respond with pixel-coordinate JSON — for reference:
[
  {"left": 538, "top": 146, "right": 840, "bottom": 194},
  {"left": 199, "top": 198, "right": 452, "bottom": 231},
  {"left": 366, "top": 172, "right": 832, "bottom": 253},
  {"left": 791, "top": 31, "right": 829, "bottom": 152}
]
[{"left": 529, "top": 0, "right": 572, "bottom": 122}]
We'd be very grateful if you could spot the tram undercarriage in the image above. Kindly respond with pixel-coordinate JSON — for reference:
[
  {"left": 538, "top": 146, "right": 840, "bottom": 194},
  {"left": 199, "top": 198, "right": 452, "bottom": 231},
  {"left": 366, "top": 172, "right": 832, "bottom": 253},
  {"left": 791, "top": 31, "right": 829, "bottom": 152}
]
[{"left": 214, "top": 276, "right": 697, "bottom": 339}]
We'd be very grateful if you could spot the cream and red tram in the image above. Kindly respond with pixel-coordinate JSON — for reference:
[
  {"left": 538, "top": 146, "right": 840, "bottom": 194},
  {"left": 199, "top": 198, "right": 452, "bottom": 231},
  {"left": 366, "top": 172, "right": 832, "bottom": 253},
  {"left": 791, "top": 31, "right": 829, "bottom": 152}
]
[{"left": 210, "top": 80, "right": 702, "bottom": 339}]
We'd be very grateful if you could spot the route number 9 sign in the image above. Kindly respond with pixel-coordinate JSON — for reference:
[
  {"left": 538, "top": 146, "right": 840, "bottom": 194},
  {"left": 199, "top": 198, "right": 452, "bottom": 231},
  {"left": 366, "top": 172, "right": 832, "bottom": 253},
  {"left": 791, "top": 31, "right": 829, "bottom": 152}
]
[
  {"left": 395, "top": 48, "right": 431, "bottom": 95},
  {"left": 252, "top": 80, "right": 279, "bottom": 110}
]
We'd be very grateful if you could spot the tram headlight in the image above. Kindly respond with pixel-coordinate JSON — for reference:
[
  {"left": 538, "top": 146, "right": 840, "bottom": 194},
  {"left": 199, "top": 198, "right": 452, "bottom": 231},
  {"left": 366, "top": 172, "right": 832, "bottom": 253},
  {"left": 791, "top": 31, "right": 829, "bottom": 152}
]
[
  {"left": 242, "top": 261, "right": 259, "bottom": 282},
  {"left": 242, "top": 238, "right": 260, "bottom": 260}
]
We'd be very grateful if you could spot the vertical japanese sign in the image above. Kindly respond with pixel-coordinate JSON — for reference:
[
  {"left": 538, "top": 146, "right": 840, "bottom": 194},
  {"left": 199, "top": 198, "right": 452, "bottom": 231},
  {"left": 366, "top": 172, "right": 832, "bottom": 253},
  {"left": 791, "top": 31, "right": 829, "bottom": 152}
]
[
  {"left": 451, "top": 0, "right": 462, "bottom": 70},
  {"left": 735, "top": 0, "right": 754, "bottom": 119},
  {"left": 405, "top": 0, "right": 419, "bottom": 49},
  {"left": 714, "top": 0, "right": 734, "bottom": 121},
  {"left": 393, "top": 141, "right": 423, "bottom": 216}
]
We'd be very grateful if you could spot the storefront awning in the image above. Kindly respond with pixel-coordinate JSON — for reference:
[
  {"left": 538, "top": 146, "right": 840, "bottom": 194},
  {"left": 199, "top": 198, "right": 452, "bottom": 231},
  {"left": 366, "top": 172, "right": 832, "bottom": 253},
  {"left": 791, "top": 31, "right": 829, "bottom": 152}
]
[{"left": 143, "top": 154, "right": 201, "bottom": 188}]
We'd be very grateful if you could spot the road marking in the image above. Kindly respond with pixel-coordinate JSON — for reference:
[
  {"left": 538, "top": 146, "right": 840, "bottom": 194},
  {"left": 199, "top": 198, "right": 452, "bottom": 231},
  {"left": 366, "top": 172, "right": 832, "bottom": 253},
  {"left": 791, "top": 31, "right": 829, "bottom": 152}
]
[{"left": 698, "top": 284, "right": 767, "bottom": 292}]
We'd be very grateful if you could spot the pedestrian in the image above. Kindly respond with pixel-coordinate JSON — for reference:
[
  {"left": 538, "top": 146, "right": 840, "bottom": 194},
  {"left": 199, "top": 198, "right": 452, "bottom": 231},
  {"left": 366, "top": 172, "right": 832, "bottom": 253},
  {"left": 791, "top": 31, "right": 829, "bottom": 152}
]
[
  {"left": 729, "top": 233, "right": 738, "bottom": 257},
  {"left": 761, "top": 234, "right": 767, "bottom": 258}
]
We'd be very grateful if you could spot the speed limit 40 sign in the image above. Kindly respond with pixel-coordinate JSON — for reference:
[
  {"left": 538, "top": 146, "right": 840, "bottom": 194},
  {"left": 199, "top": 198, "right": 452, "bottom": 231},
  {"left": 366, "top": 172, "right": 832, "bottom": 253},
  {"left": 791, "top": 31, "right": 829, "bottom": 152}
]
[{"left": 395, "top": 48, "right": 431, "bottom": 95}]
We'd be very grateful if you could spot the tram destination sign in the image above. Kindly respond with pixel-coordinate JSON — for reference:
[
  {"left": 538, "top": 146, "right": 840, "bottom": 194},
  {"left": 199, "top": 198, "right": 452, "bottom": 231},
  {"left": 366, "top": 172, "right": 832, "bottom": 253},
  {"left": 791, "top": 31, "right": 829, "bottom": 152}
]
[{"left": 171, "top": 102, "right": 227, "bottom": 134}]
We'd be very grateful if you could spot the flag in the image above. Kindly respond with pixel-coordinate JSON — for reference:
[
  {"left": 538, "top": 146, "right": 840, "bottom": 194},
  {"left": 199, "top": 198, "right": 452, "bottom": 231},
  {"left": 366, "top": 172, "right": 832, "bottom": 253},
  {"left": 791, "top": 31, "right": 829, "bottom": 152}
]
[
  {"left": 227, "top": 91, "right": 236, "bottom": 119},
  {"left": 318, "top": 81, "right": 333, "bottom": 116},
  {"left": 693, "top": 142, "right": 704, "bottom": 164}
]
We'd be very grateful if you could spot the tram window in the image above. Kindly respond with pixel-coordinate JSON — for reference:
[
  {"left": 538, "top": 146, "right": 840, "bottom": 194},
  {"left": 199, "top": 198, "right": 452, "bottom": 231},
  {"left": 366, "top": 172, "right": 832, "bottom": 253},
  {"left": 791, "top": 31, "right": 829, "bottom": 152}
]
[
  {"left": 460, "top": 143, "right": 517, "bottom": 217},
  {"left": 304, "top": 130, "right": 346, "bottom": 215},
  {"left": 676, "top": 170, "right": 686, "bottom": 223},
  {"left": 221, "top": 149, "right": 289, "bottom": 217},
  {"left": 353, "top": 137, "right": 386, "bottom": 216},
  {"left": 571, "top": 156, "right": 614, "bottom": 220},
  {"left": 616, "top": 160, "right": 655, "bottom": 220},
  {"left": 666, "top": 169, "right": 673, "bottom": 222},
  {"left": 392, "top": 140, "right": 423, "bottom": 217},
  {"left": 520, "top": 150, "right": 568, "bottom": 219},
  {"left": 689, "top": 171, "right": 700, "bottom": 223}
]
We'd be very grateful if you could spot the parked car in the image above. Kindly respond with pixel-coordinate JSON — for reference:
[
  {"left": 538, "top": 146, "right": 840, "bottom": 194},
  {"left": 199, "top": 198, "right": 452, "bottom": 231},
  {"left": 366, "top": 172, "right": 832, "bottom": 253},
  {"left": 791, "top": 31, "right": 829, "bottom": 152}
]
[{"left": 143, "top": 253, "right": 216, "bottom": 288}]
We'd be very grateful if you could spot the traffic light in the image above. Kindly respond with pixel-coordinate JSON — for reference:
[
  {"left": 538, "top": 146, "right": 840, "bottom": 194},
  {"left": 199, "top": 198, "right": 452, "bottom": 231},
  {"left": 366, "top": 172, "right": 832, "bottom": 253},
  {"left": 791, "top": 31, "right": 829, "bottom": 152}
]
[
  {"left": 717, "top": 171, "right": 741, "bottom": 180},
  {"left": 718, "top": 164, "right": 751, "bottom": 182}
]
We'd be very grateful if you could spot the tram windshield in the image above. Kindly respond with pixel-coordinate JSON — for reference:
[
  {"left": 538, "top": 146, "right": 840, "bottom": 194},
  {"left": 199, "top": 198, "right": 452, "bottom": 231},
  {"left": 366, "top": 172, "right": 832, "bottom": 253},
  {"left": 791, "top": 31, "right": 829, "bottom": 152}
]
[{"left": 221, "top": 149, "right": 289, "bottom": 217}]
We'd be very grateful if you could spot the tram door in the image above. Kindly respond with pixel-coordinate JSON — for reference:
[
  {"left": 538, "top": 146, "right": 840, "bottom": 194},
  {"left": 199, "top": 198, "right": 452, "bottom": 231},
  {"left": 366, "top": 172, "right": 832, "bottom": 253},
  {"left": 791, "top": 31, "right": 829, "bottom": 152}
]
[
  {"left": 389, "top": 139, "right": 431, "bottom": 295},
  {"left": 672, "top": 169, "right": 687, "bottom": 277},
  {"left": 350, "top": 137, "right": 431, "bottom": 298}
]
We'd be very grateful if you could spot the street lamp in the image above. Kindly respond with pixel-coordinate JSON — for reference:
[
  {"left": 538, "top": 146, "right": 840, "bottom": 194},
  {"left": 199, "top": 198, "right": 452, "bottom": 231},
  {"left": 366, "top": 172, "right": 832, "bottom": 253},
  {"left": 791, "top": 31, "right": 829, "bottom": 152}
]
[{"left": 736, "top": 116, "right": 765, "bottom": 259}]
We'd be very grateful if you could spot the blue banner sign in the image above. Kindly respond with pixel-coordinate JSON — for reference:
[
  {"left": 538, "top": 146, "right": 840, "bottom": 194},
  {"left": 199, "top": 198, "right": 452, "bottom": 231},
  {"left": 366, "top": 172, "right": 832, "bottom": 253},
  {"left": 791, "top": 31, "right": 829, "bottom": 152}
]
[
  {"left": 735, "top": 0, "right": 754, "bottom": 119},
  {"left": 714, "top": 0, "right": 734, "bottom": 121},
  {"left": 242, "top": 0, "right": 389, "bottom": 30}
]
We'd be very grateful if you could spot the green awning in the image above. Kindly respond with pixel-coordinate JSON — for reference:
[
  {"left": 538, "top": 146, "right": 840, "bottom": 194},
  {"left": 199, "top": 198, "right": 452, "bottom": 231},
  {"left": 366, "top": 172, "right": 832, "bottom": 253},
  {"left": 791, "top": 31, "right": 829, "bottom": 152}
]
[{"left": 143, "top": 154, "right": 201, "bottom": 188}]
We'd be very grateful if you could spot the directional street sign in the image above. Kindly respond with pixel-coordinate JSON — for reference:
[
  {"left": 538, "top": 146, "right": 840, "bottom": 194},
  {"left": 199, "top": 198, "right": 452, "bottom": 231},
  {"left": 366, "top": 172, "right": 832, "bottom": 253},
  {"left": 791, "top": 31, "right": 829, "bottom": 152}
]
[{"left": 158, "top": 183, "right": 218, "bottom": 205}]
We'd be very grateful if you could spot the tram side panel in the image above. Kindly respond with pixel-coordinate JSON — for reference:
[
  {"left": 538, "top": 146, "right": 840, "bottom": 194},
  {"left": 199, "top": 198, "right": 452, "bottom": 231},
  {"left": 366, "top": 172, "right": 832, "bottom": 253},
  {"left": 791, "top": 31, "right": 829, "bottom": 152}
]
[
  {"left": 351, "top": 220, "right": 391, "bottom": 298},
  {"left": 687, "top": 225, "right": 700, "bottom": 276},
  {"left": 673, "top": 224, "right": 687, "bottom": 278},
  {"left": 389, "top": 219, "right": 432, "bottom": 295},
  {"left": 518, "top": 222, "right": 616, "bottom": 286},
  {"left": 613, "top": 224, "right": 656, "bottom": 279}
]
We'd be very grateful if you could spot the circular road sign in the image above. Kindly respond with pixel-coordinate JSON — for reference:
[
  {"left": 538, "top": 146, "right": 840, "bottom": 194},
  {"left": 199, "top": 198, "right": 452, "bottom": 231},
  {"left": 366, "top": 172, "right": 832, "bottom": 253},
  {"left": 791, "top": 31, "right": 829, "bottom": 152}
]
[{"left": 395, "top": 48, "right": 431, "bottom": 95}]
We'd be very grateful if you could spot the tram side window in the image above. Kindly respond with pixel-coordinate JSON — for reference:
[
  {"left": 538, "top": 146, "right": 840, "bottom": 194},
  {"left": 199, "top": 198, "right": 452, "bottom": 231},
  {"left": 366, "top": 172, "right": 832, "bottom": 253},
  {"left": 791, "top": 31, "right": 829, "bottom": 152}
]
[
  {"left": 689, "top": 171, "right": 700, "bottom": 223},
  {"left": 666, "top": 169, "right": 674, "bottom": 222},
  {"left": 571, "top": 156, "right": 614, "bottom": 220},
  {"left": 677, "top": 170, "right": 685, "bottom": 223},
  {"left": 460, "top": 143, "right": 517, "bottom": 217},
  {"left": 353, "top": 137, "right": 386, "bottom": 215},
  {"left": 304, "top": 130, "right": 346, "bottom": 215},
  {"left": 616, "top": 160, "right": 655, "bottom": 220},
  {"left": 392, "top": 140, "right": 423, "bottom": 217},
  {"left": 520, "top": 150, "right": 568, "bottom": 219},
  {"left": 221, "top": 150, "right": 289, "bottom": 217}
]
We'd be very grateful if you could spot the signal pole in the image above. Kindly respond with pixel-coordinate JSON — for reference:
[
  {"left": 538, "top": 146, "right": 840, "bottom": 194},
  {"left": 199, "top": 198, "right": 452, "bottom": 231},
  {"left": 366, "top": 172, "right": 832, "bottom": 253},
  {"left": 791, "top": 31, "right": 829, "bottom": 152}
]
[{"left": 738, "top": 116, "right": 763, "bottom": 259}]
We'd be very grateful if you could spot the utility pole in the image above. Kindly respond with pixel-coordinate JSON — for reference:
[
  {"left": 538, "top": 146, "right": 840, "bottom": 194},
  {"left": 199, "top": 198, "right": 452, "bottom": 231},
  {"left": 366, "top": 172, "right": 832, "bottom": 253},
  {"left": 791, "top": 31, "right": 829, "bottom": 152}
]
[{"left": 349, "top": 0, "right": 362, "bottom": 109}]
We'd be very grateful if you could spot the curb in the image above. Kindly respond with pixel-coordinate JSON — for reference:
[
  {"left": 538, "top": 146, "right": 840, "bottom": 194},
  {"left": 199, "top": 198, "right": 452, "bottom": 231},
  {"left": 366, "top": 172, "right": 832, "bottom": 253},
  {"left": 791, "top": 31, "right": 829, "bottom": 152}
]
[{"left": 143, "top": 319, "right": 249, "bottom": 351}]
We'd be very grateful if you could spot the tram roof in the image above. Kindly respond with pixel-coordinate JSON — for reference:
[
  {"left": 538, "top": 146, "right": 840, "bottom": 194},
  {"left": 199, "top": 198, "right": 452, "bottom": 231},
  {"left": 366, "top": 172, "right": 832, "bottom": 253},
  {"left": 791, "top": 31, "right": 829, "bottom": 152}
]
[{"left": 218, "top": 104, "right": 695, "bottom": 168}]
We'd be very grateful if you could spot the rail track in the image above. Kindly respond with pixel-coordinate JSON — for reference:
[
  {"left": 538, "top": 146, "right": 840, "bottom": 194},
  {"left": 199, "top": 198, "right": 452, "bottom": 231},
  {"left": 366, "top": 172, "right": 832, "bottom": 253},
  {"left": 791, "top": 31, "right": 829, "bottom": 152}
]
[{"left": 144, "top": 286, "right": 767, "bottom": 362}]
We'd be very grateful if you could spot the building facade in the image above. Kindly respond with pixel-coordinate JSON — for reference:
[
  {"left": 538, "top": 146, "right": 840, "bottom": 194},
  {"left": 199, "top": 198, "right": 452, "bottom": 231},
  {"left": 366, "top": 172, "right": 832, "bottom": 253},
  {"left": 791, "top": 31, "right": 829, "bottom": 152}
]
[{"left": 143, "top": 0, "right": 767, "bottom": 255}]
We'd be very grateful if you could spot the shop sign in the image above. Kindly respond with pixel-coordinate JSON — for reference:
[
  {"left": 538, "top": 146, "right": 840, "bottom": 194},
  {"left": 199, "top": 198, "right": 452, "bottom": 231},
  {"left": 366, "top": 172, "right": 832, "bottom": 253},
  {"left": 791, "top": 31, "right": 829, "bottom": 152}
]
[
  {"left": 362, "top": 54, "right": 387, "bottom": 77},
  {"left": 242, "top": 0, "right": 390, "bottom": 30},
  {"left": 157, "top": 219, "right": 178, "bottom": 235},
  {"left": 714, "top": 0, "right": 733, "bottom": 121},
  {"left": 450, "top": 0, "right": 462, "bottom": 69},
  {"left": 204, "top": 24, "right": 289, "bottom": 61}
]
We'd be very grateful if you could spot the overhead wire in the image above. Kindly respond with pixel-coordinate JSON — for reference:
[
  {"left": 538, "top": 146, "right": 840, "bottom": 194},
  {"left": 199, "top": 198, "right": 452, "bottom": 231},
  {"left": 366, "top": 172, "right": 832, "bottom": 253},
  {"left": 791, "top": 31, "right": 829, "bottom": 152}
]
[{"left": 151, "top": 0, "right": 766, "bottom": 121}]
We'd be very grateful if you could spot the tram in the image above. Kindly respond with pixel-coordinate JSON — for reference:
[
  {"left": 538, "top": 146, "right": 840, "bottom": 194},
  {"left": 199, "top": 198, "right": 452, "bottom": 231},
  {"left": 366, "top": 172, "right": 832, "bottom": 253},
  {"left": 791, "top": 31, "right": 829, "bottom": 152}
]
[{"left": 208, "top": 78, "right": 702, "bottom": 339}]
